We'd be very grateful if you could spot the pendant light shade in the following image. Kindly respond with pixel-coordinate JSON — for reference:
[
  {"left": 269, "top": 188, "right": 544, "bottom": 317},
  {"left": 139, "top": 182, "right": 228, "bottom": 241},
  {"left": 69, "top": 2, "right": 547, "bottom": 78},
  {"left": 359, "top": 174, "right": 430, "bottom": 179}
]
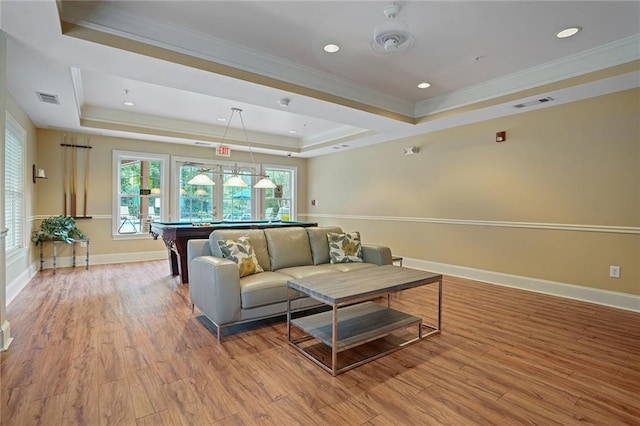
[
  {"left": 254, "top": 177, "right": 278, "bottom": 189},
  {"left": 223, "top": 175, "right": 248, "bottom": 187},
  {"left": 253, "top": 176, "right": 276, "bottom": 188},
  {"left": 188, "top": 172, "right": 215, "bottom": 186}
]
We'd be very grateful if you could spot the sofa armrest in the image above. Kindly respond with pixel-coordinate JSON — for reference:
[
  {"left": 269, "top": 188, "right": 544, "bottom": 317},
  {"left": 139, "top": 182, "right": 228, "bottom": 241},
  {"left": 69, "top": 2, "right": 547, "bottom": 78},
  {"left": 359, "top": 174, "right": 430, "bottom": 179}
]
[
  {"left": 190, "top": 256, "right": 242, "bottom": 326},
  {"left": 187, "top": 239, "right": 210, "bottom": 269},
  {"left": 362, "top": 244, "right": 392, "bottom": 266}
]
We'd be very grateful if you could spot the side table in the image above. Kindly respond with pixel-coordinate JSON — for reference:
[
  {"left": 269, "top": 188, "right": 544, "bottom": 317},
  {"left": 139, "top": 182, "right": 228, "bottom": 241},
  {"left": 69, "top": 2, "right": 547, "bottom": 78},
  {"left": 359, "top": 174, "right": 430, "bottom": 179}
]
[
  {"left": 392, "top": 255, "right": 403, "bottom": 266},
  {"left": 39, "top": 238, "right": 90, "bottom": 274}
]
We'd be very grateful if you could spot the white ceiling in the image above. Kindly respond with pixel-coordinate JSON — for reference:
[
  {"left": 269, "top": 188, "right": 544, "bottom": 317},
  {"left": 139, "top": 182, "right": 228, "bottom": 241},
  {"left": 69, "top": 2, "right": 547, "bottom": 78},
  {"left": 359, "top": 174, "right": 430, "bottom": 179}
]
[{"left": 2, "top": 1, "right": 639, "bottom": 157}]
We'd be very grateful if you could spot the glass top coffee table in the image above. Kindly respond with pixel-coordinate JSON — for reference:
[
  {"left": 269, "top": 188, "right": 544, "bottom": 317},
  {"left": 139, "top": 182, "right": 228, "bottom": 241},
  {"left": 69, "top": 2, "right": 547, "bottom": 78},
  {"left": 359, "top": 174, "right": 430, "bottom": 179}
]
[{"left": 287, "top": 265, "right": 442, "bottom": 376}]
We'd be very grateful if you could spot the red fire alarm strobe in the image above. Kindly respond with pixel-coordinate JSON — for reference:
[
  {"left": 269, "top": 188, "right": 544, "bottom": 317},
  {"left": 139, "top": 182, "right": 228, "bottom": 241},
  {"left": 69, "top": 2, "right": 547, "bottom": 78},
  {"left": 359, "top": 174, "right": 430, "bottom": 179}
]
[{"left": 496, "top": 131, "right": 506, "bottom": 143}]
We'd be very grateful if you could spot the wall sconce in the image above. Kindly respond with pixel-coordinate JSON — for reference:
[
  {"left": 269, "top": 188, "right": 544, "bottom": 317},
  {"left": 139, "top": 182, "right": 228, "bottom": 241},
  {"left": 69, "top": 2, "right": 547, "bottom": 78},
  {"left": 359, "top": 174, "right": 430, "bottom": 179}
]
[{"left": 32, "top": 164, "right": 47, "bottom": 183}]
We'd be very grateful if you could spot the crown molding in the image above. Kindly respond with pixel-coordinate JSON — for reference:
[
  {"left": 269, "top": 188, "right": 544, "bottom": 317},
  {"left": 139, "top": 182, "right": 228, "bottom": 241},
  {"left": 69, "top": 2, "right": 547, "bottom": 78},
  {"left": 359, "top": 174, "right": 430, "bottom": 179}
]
[
  {"left": 301, "top": 126, "right": 370, "bottom": 148},
  {"left": 80, "top": 106, "right": 301, "bottom": 150},
  {"left": 416, "top": 35, "right": 640, "bottom": 117},
  {"left": 60, "top": 2, "right": 415, "bottom": 117}
]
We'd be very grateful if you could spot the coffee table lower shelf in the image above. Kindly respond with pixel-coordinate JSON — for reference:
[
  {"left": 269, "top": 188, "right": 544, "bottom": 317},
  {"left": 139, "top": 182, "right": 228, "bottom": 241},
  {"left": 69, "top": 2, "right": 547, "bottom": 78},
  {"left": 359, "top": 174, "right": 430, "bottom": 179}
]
[{"left": 289, "top": 302, "right": 423, "bottom": 375}]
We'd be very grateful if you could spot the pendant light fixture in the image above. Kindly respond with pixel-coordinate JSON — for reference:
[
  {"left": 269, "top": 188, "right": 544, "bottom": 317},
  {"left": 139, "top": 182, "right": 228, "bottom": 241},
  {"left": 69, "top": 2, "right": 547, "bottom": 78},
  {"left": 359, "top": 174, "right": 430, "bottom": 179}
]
[
  {"left": 222, "top": 108, "right": 277, "bottom": 188},
  {"left": 187, "top": 108, "right": 277, "bottom": 189}
]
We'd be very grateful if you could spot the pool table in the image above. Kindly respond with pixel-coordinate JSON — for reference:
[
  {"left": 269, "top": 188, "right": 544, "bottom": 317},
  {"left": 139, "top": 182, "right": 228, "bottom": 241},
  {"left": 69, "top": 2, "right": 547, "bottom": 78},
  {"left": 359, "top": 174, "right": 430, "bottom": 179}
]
[{"left": 150, "top": 220, "right": 317, "bottom": 283}]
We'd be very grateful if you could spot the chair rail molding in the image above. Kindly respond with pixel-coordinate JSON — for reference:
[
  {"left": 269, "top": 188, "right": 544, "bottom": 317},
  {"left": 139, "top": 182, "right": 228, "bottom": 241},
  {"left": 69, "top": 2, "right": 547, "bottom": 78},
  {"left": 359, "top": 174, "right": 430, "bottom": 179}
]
[{"left": 300, "top": 213, "right": 640, "bottom": 235}]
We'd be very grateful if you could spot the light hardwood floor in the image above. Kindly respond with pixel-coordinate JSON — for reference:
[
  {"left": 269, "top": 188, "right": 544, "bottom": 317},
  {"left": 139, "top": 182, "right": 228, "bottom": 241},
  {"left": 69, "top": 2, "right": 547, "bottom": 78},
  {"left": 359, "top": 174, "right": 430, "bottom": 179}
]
[{"left": 1, "top": 260, "right": 639, "bottom": 425}]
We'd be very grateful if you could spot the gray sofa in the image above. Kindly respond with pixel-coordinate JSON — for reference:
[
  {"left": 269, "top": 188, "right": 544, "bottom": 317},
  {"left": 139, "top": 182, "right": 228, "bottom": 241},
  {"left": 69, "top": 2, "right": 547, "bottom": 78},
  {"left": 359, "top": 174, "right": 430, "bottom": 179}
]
[{"left": 187, "top": 226, "right": 392, "bottom": 341}]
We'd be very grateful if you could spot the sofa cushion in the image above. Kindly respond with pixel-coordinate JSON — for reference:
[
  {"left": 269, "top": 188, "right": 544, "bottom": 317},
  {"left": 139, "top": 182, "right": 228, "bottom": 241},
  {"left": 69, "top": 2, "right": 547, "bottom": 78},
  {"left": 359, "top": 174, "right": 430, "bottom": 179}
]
[
  {"left": 239, "top": 271, "right": 293, "bottom": 309},
  {"left": 331, "top": 262, "right": 378, "bottom": 273},
  {"left": 218, "top": 237, "right": 264, "bottom": 278},
  {"left": 328, "top": 231, "right": 363, "bottom": 263},
  {"left": 306, "top": 226, "right": 343, "bottom": 265},
  {"left": 209, "top": 229, "right": 271, "bottom": 271},
  {"left": 277, "top": 263, "right": 342, "bottom": 280},
  {"left": 264, "top": 227, "right": 313, "bottom": 270}
]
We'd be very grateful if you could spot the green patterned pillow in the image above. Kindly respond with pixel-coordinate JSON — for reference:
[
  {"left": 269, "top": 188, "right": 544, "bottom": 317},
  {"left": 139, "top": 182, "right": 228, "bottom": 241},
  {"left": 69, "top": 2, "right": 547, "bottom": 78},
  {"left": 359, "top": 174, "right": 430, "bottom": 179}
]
[
  {"left": 217, "top": 236, "right": 264, "bottom": 278},
  {"left": 327, "top": 232, "right": 363, "bottom": 264}
]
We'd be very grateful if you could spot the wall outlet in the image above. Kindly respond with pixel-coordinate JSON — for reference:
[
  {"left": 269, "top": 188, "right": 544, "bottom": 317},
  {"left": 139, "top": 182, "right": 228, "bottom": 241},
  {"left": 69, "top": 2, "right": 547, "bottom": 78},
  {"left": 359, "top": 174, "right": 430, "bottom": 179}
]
[
  {"left": 609, "top": 265, "right": 620, "bottom": 279},
  {"left": 80, "top": 240, "right": 87, "bottom": 247}
]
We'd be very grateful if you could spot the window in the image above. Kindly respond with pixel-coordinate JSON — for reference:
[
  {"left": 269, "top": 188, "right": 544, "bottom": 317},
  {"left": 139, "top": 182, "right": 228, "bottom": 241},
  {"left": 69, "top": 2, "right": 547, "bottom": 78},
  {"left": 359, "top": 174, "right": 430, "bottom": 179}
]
[
  {"left": 175, "top": 159, "right": 295, "bottom": 222},
  {"left": 179, "top": 164, "right": 216, "bottom": 221},
  {"left": 113, "top": 151, "right": 168, "bottom": 237},
  {"left": 264, "top": 166, "right": 296, "bottom": 221},
  {"left": 177, "top": 161, "right": 257, "bottom": 222},
  {"left": 4, "top": 113, "right": 26, "bottom": 255},
  {"left": 221, "top": 165, "right": 254, "bottom": 221}
]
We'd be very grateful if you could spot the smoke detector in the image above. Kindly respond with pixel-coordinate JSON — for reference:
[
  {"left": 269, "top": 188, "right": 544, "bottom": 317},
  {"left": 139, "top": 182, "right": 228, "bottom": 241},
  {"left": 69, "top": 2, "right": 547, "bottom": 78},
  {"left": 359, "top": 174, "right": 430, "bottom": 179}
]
[{"left": 371, "top": 3, "right": 413, "bottom": 53}]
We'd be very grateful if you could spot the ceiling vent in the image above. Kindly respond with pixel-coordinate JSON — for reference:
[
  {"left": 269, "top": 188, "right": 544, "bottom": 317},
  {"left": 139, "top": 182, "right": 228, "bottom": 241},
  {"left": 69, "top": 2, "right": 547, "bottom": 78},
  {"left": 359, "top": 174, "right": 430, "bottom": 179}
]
[
  {"left": 513, "top": 97, "right": 554, "bottom": 109},
  {"left": 36, "top": 92, "right": 60, "bottom": 105},
  {"left": 371, "top": 3, "right": 414, "bottom": 53},
  {"left": 194, "top": 141, "right": 212, "bottom": 146}
]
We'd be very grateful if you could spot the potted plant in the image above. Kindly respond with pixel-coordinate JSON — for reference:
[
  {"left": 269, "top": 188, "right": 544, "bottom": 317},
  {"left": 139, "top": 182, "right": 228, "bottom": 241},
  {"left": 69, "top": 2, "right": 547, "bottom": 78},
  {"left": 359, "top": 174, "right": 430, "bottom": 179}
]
[{"left": 31, "top": 215, "right": 86, "bottom": 245}]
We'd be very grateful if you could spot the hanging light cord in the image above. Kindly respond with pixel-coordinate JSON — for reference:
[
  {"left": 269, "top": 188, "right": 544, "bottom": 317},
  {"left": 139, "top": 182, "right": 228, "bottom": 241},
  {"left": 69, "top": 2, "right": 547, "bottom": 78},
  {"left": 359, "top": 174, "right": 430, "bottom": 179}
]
[
  {"left": 220, "top": 107, "right": 261, "bottom": 177},
  {"left": 235, "top": 108, "right": 258, "bottom": 166}
]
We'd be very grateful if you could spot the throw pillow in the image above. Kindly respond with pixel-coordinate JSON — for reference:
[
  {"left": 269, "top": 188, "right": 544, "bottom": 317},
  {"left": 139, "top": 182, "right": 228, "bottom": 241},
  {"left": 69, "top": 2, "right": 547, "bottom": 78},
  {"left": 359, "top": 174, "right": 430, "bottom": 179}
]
[
  {"left": 327, "top": 231, "right": 363, "bottom": 264},
  {"left": 217, "top": 236, "right": 265, "bottom": 278}
]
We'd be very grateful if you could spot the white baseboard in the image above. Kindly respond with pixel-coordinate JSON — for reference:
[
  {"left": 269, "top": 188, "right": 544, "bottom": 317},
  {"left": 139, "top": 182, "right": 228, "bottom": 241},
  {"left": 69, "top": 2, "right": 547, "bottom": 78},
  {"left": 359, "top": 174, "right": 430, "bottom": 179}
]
[
  {"left": 36, "top": 250, "right": 168, "bottom": 270},
  {"left": 8, "top": 251, "right": 169, "bottom": 306},
  {"left": 6, "top": 266, "right": 38, "bottom": 306},
  {"left": 0, "top": 321, "right": 13, "bottom": 351},
  {"left": 403, "top": 258, "right": 640, "bottom": 313}
]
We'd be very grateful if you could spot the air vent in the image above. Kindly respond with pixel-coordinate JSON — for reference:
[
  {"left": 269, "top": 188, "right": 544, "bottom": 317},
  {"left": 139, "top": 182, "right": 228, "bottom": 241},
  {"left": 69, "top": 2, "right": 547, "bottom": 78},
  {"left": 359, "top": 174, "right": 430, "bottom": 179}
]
[
  {"left": 513, "top": 97, "right": 554, "bottom": 109},
  {"left": 36, "top": 92, "right": 60, "bottom": 105},
  {"left": 194, "top": 141, "right": 211, "bottom": 146}
]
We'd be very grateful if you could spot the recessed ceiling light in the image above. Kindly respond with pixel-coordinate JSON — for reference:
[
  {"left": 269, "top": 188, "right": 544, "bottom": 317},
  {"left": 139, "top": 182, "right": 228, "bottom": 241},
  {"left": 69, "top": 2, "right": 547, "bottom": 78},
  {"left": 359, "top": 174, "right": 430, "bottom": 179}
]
[
  {"left": 123, "top": 101, "right": 135, "bottom": 107},
  {"left": 324, "top": 44, "right": 340, "bottom": 53},
  {"left": 555, "top": 26, "right": 581, "bottom": 39},
  {"left": 289, "top": 130, "right": 297, "bottom": 134},
  {"left": 417, "top": 82, "right": 431, "bottom": 89},
  {"left": 217, "top": 117, "right": 227, "bottom": 122}
]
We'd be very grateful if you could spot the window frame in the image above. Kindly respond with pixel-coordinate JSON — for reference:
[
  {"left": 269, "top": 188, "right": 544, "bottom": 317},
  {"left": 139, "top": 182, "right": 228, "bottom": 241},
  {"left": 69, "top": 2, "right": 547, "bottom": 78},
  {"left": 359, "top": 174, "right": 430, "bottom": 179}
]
[
  {"left": 112, "top": 150, "right": 169, "bottom": 239},
  {"left": 4, "top": 112, "right": 27, "bottom": 260},
  {"left": 171, "top": 157, "right": 295, "bottom": 222},
  {"left": 263, "top": 164, "right": 296, "bottom": 221}
]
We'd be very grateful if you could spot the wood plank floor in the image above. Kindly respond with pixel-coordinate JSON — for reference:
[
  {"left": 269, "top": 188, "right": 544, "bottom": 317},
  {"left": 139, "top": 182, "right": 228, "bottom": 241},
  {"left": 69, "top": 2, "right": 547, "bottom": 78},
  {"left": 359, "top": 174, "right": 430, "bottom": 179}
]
[{"left": 1, "top": 260, "right": 639, "bottom": 425}]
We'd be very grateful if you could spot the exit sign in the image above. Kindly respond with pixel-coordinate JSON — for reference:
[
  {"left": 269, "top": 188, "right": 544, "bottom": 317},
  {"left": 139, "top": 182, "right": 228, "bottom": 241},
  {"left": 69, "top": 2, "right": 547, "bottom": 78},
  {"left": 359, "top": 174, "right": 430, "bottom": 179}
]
[{"left": 216, "top": 145, "right": 231, "bottom": 157}]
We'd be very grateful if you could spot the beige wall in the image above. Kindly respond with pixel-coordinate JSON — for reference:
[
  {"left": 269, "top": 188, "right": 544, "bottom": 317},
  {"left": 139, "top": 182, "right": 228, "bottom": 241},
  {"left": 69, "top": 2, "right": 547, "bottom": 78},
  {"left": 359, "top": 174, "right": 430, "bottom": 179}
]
[
  {"left": 307, "top": 89, "right": 640, "bottom": 296},
  {"left": 34, "top": 129, "right": 307, "bottom": 258}
]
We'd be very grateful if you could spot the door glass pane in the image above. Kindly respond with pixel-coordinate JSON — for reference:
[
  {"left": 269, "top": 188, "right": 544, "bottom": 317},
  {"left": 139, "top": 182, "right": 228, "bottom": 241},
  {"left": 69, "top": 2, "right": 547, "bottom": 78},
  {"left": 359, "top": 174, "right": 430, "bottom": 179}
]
[
  {"left": 264, "top": 169, "right": 293, "bottom": 220},
  {"left": 180, "top": 165, "right": 215, "bottom": 221},
  {"left": 222, "top": 171, "right": 251, "bottom": 221},
  {"left": 117, "top": 158, "right": 163, "bottom": 234}
]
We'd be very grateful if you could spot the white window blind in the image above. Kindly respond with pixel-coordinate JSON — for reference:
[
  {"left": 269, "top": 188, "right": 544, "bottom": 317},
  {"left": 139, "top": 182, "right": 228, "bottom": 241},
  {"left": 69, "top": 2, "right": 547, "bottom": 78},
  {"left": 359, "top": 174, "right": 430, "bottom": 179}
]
[{"left": 4, "top": 113, "right": 25, "bottom": 254}]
